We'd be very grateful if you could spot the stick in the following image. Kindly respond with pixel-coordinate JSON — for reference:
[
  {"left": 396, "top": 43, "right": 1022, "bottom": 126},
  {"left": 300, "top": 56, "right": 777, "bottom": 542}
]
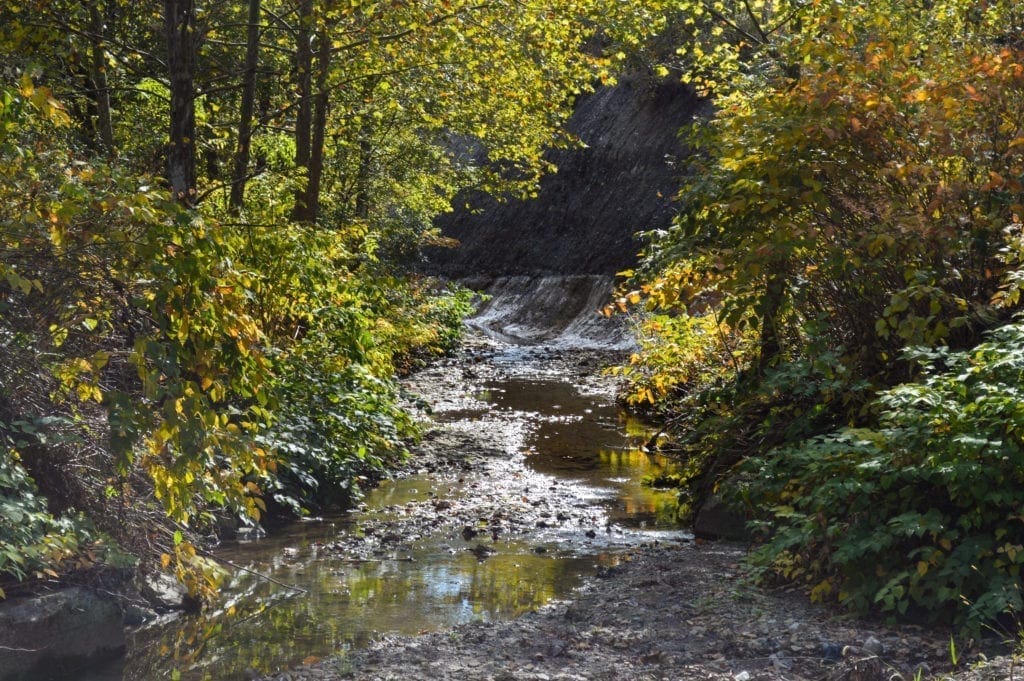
[{"left": 197, "top": 549, "right": 308, "bottom": 593}]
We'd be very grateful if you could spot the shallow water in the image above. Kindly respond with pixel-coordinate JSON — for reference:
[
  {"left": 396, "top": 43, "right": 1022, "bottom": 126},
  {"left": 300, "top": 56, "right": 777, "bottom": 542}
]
[{"left": 87, "top": 351, "right": 686, "bottom": 680}]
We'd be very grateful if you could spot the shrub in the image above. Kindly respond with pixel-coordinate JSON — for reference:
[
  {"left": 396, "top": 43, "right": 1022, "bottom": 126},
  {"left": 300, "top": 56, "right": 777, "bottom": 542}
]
[
  {"left": 743, "top": 321, "right": 1024, "bottom": 630},
  {"left": 0, "top": 448, "right": 82, "bottom": 591}
]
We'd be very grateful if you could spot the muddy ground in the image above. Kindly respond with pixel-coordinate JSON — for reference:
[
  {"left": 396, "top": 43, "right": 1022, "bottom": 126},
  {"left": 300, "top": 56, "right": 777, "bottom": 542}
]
[{"left": 263, "top": 338, "right": 1018, "bottom": 681}]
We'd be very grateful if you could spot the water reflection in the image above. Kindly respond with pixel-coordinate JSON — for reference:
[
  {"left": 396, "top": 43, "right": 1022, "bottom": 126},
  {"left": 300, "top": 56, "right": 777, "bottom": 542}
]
[
  {"left": 479, "top": 377, "right": 683, "bottom": 529},
  {"left": 89, "top": 367, "right": 685, "bottom": 680},
  {"left": 111, "top": 532, "right": 596, "bottom": 680}
]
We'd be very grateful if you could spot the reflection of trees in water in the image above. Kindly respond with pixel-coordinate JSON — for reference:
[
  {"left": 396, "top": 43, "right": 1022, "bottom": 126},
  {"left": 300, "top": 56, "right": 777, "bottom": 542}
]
[
  {"left": 120, "top": 379, "right": 678, "bottom": 678},
  {"left": 122, "top": 549, "right": 587, "bottom": 679},
  {"left": 597, "top": 447, "right": 683, "bottom": 526}
]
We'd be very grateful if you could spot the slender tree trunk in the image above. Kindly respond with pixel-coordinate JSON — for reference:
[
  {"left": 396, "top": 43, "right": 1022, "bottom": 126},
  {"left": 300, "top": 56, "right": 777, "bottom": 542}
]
[
  {"left": 290, "top": 0, "right": 313, "bottom": 221},
  {"left": 353, "top": 80, "right": 377, "bottom": 221},
  {"left": 354, "top": 130, "right": 372, "bottom": 220},
  {"left": 88, "top": 4, "right": 115, "bottom": 154},
  {"left": 164, "top": 0, "right": 197, "bottom": 205},
  {"left": 229, "top": 0, "right": 261, "bottom": 212},
  {"left": 302, "top": 31, "right": 331, "bottom": 224},
  {"left": 756, "top": 266, "right": 786, "bottom": 375}
]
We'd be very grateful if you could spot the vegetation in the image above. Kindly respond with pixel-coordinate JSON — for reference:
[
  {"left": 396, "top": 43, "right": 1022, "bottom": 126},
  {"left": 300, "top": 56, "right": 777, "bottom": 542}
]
[
  {"left": 0, "top": 0, "right": 644, "bottom": 598},
  {"left": 4, "top": 0, "right": 1023, "bottom": 637},
  {"left": 614, "top": 0, "right": 1024, "bottom": 629}
]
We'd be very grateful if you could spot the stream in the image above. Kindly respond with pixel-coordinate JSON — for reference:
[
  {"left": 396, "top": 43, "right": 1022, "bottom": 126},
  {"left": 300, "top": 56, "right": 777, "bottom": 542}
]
[{"left": 89, "top": 339, "right": 689, "bottom": 680}]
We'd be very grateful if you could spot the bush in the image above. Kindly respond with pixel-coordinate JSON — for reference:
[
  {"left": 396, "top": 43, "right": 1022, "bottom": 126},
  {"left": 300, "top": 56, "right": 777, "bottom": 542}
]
[
  {"left": 0, "top": 448, "right": 81, "bottom": 591},
  {"left": 743, "top": 321, "right": 1024, "bottom": 630}
]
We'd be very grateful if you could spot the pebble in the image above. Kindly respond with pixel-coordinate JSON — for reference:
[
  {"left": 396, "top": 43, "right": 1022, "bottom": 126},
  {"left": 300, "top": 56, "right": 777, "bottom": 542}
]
[
  {"left": 821, "top": 641, "right": 843, "bottom": 660},
  {"left": 863, "top": 635, "right": 884, "bottom": 655}
]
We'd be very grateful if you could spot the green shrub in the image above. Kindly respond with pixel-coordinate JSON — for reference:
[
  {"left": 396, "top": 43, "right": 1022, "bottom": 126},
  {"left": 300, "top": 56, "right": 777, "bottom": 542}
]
[
  {"left": 743, "top": 321, "right": 1024, "bottom": 630},
  {"left": 0, "top": 448, "right": 81, "bottom": 591}
]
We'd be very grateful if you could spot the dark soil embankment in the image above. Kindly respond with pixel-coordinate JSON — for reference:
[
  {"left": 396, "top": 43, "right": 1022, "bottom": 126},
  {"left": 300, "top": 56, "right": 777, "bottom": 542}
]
[{"left": 426, "top": 75, "right": 706, "bottom": 278}]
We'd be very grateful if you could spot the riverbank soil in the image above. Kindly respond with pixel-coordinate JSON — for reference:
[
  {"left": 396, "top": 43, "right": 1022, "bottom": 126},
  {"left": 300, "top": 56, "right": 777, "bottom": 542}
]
[{"left": 265, "top": 336, "right": 1016, "bottom": 681}]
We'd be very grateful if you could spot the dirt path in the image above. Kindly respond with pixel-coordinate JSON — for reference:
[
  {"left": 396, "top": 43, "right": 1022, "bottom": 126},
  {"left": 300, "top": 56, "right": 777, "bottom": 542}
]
[{"left": 262, "top": 338, "right": 1015, "bottom": 681}]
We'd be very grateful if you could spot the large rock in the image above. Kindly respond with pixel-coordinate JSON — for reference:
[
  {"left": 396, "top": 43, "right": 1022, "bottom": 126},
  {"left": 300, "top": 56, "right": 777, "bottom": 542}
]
[
  {"left": 693, "top": 492, "right": 750, "bottom": 541},
  {"left": 0, "top": 587, "right": 125, "bottom": 680},
  {"left": 137, "top": 570, "right": 189, "bottom": 612}
]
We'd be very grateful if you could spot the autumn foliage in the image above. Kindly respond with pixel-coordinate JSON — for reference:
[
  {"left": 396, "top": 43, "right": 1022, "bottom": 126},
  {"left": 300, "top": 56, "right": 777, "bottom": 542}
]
[
  {"left": 0, "top": 0, "right": 640, "bottom": 598},
  {"left": 616, "top": 0, "right": 1024, "bottom": 626}
]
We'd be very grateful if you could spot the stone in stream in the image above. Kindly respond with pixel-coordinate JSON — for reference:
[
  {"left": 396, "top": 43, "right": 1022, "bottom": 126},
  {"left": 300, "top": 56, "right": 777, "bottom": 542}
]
[
  {"left": 138, "top": 570, "right": 190, "bottom": 611},
  {"left": 468, "top": 544, "right": 494, "bottom": 560}
]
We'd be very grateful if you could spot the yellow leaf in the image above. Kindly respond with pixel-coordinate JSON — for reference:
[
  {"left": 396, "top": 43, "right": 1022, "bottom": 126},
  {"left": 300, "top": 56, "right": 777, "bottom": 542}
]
[
  {"left": 161, "top": 553, "right": 172, "bottom": 568},
  {"left": 916, "top": 561, "right": 928, "bottom": 577}
]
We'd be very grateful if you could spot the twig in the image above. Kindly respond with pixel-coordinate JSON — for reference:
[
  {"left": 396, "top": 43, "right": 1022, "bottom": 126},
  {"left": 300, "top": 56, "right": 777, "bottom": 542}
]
[{"left": 196, "top": 549, "right": 308, "bottom": 593}]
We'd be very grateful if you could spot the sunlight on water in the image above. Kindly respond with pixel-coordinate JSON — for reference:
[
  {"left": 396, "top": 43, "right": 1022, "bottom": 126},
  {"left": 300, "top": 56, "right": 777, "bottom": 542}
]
[{"left": 88, "top": 360, "right": 686, "bottom": 680}]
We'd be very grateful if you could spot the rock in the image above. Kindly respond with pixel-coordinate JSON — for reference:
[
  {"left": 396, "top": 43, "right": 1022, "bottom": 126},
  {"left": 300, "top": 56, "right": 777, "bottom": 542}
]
[
  {"left": 692, "top": 491, "right": 750, "bottom": 541},
  {"left": 770, "top": 652, "right": 793, "bottom": 671},
  {"left": 138, "top": 571, "right": 189, "bottom": 612},
  {"left": 215, "top": 512, "right": 240, "bottom": 540},
  {"left": 236, "top": 525, "right": 267, "bottom": 540},
  {"left": 461, "top": 526, "right": 479, "bottom": 540},
  {"left": 862, "top": 636, "right": 884, "bottom": 656},
  {"left": 822, "top": 641, "right": 844, "bottom": 661},
  {"left": 468, "top": 544, "right": 495, "bottom": 560},
  {"left": 123, "top": 604, "right": 158, "bottom": 627},
  {"left": 734, "top": 671, "right": 751, "bottom": 681},
  {"left": 0, "top": 587, "right": 125, "bottom": 680}
]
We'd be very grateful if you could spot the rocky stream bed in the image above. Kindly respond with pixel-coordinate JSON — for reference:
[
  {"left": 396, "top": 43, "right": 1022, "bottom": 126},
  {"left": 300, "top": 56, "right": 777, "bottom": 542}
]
[{"left": 245, "top": 336, "right": 1017, "bottom": 681}]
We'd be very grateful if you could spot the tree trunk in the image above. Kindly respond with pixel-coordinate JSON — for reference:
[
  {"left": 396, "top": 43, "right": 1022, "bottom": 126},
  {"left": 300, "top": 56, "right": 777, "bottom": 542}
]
[
  {"left": 164, "top": 0, "right": 197, "bottom": 205},
  {"left": 756, "top": 267, "right": 786, "bottom": 375},
  {"left": 229, "top": 0, "right": 261, "bottom": 212},
  {"left": 88, "top": 4, "right": 115, "bottom": 154},
  {"left": 353, "top": 80, "right": 378, "bottom": 221},
  {"left": 354, "top": 129, "right": 372, "bottom": 220},
  {"left": 301, "top": 31, "right": 331, "bottom": 224},
  {"left": 290, "top": 0, "right": 313, "bottom": 221}
]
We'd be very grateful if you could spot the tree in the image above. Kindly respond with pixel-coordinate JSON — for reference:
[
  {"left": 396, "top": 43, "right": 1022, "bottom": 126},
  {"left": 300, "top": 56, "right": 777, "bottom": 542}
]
[
  {"left": 615, "top": 0, "right": 1024, "bottom": 624},
  {"left": 164, "top": 0, "right": 198, "bottom": 203}
]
